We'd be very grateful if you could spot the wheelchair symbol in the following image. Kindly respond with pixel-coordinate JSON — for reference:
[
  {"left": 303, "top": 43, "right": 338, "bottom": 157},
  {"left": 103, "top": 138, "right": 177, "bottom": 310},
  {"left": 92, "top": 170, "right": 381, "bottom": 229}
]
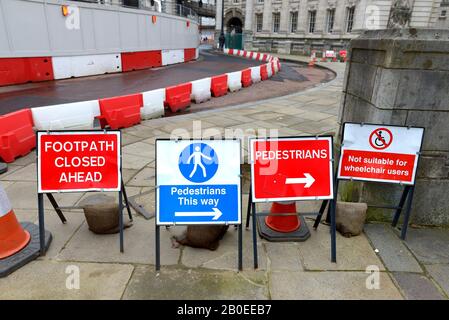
[{"left": 369, "top": 128, "right": 393, "bottom": 150}]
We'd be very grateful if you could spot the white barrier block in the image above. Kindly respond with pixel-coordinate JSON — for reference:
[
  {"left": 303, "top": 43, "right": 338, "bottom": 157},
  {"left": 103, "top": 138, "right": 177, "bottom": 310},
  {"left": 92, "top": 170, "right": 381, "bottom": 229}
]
[
  {"left": 227, "top": 71, "right": 242, "bottom": 92},
  {"left": 223, "top": 48, "right": 230, "bottom": 55},
  {"left": 142, "top": 88, "right": 165, "bottom": 120},
  {"left": 273, "top": 59, "right": 280, "bottom": 73},
  {"left": 239, "top": 50, "right": 245, "bottom": 57},
  {"left": 245, "top": 51, "right": 252, "bottom": 59},
  {"left": 195, "top": 48, "right": 199, "bottom": 59},
  {"left": 252, "top": 52, "right": 258, "bottom": 60},
  {"left": 191, "top": 77, "right": 212, "bottom": 103},
  {"left": 52, "top": 54, "right": 122, "bottom": 79},
  {"left": 259, "top": 54, "right": 264, "bottom": 61},
  {"left": 266, "top": 63, "right": 273, "bottom": 78},
  {"left": 251, "top": 66, "right": 261, "bottom": 83},
  {"left": 31, "top": 100, "right": 100, "bottom": 130},
  {"left": 162, "top": 49, "right": 184, "bottom": 65}
]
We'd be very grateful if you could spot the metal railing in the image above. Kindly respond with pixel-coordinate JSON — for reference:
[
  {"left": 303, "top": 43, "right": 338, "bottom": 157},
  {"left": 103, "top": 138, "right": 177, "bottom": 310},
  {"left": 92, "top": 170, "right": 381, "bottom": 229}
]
[{"left": 70, "top": 0, "right": 200, "bottom": 22}]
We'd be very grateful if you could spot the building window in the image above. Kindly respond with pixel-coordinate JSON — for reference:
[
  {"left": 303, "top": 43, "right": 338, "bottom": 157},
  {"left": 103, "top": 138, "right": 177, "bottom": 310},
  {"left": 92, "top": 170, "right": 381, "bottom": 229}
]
[
  {"left": 273, "top": 13, "right": 280, "bottom": 33},
  {"left": 257, "top": 0, "right": 264, "bottom": 3},
  {"left": 326, "top": 9, "right": 335, "bottom": 33},
  {"left": 256, "top": 14, "right": 263, "bottom": 32},
  {"left": 441, "top": 10, "right": 447, "bottom": 17},
  {"left": 346, "top": 6, "right": 355, "bottom": 33},
  {"left": 308, "top": 11, "right": 316, "bottom": 33},
  {"left": 290, "top": 12, "right": 298, "bottom": 33},
  {"left": 233, "top": 0, "right": 239, "bottom": 3}
]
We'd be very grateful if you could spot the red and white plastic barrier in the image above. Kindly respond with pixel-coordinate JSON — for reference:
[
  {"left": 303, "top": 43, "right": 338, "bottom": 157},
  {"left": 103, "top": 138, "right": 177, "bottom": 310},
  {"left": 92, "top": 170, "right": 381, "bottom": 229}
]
[
  {"left": 31, "top": 100, "right": 101, "bottom": 130},
  {"left": 0, "top": 48, "right": 282, "bottom": 165},
  {"left": 0, "top": 48, "right": 199, "bottom": 87},
  {"left": 191, "top": 78, "right": 212, "bottom": 103}
]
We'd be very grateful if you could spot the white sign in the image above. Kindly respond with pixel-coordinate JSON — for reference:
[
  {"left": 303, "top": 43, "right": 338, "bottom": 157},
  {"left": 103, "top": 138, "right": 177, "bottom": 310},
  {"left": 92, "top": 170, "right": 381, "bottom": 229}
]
[
  {"left": 338, "top": 123, "right": 424, "bottom": 184},
  {"left": 156, "top": 139, "right": 241, "bottom": 225}
]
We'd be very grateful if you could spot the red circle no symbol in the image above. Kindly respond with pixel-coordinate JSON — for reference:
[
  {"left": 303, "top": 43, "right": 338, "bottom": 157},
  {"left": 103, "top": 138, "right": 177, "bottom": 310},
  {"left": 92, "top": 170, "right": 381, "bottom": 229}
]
[{"left": 369, "top": 128, "right": 393, "bottom": 150}]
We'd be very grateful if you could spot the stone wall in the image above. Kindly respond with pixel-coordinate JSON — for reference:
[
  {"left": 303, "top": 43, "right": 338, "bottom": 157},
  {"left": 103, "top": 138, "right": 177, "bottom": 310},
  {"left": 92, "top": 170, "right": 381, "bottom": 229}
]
[{"left": 339, "top": 28, "right": 449, "bottom": 226}]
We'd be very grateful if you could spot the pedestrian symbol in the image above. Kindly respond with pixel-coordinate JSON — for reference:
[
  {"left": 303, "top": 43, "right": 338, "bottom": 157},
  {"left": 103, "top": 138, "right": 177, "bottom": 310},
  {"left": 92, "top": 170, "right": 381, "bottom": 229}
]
[
  {"left": 179, "top": 143, "right": 218, "bottom": 183},
  {"left": 369, "top": 127, "right": 393, "bottom": 150}
]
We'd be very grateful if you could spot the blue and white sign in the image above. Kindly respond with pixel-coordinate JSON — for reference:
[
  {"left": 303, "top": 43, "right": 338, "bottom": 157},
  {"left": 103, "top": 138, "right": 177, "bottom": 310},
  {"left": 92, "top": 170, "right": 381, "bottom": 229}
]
[{"left": 156, "top": 139, "right": 241, "bottom": 225}]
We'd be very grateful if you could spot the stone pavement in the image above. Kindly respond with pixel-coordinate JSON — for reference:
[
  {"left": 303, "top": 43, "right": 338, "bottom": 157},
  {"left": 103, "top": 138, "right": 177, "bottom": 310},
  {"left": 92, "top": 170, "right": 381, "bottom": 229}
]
[{"left": 0, "top": 57, "right": 448, "bottom": 300}]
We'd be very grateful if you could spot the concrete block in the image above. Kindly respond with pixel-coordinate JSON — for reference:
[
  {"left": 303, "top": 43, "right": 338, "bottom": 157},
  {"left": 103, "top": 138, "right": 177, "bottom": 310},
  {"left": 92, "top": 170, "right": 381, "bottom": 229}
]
[
  {"left": 346, "top": 63, "right": 378, "bottom": 102},
  {"left": 412, "top": 179, "right": 449, "bottom": 226},
  {"left": 417, "top": 153, "right": 449, "bottom": 179},
  {"left": 351, "top": 48, "right": 386, "bottom": 66},
  {"left": 406, "top": 110, "right": 449, "bottom": 151},
  {"left": 371, "top": 68, "right": 400, "bottom": 109}
]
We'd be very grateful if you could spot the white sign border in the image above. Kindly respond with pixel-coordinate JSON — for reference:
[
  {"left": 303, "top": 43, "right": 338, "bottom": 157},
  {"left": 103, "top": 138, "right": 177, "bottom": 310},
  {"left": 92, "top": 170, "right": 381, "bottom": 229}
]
[
  {"left": 337, "top": 122, "right": 425, "bottom": 186},
  {"left": 155, "top": 138, "right": 242, "bottom": 226},
  {"left": 37, "top": 130, "right": 122, "bottom": 194},
  {"left": 249, "top": 136, "right": 335, "bottom": 203}
]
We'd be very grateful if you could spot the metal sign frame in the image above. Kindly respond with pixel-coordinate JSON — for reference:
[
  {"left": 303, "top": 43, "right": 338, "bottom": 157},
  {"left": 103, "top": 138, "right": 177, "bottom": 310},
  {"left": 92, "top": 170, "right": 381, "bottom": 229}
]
[
  {"left": 35, "top": 130, "right": 131, "bottom": 256},
  {"left": 247, "top": 135, "right": 337, "bottom": 266},
  {"left": 314, "top": 122, "right": 425, "bottom": 242},
  {"left": 154, "top": 138, "right": 243, "bottom": 271}
]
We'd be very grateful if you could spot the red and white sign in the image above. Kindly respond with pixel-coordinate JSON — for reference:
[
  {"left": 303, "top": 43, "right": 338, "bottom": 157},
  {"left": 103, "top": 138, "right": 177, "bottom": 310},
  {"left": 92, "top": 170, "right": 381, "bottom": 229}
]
[
  {"left": 250, "top": 137, "right": 334, "bottom": 202},
  {"left": 37, "top": 131, "right": 121, "bottom": 193},
  {"left": 325, "top": 50, "right": 336, "bottom": 58},
  {"left": 338, "top": 123, "right": 424, "bottom": 185}
]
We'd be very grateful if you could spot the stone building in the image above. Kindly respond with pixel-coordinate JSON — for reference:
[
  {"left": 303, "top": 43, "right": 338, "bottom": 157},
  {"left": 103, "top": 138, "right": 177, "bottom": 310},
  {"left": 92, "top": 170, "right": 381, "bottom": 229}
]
[{"left": 215, "top": 0, "right": 449, "bottom": 53}]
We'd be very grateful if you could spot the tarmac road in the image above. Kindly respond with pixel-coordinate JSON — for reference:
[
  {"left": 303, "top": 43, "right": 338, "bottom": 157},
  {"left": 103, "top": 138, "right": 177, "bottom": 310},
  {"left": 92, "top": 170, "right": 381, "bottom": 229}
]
[{"left": 0, "top": 48, "right": 335, "bottom": 116}]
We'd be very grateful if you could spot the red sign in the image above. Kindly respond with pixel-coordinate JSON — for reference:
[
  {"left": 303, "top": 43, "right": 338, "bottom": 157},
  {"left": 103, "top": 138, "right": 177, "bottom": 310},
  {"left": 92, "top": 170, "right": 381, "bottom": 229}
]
[
  {"left": 338, "top": 123, "right": 424, "bottom": 185},
  {"left": 37, "top": 131, "right": 121, "bottom": 193},
  {"left": 250, "top": 137, "right": 334, "bottom": 202}
]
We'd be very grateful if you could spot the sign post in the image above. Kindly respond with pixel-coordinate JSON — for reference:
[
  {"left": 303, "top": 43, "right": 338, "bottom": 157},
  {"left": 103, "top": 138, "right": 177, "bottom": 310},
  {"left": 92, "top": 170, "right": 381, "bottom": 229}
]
[
  {"left": 248, "top": 136, "right": 335, "bottom": 266},
  {"left": 36, "top": 130, "right": 128, "bottom": 254},
  {"left": 155, "top": 139, "right": 242, "bottom": 271},
  {"left": 314, "top": 123, "right": 425, "bottom": 241}
]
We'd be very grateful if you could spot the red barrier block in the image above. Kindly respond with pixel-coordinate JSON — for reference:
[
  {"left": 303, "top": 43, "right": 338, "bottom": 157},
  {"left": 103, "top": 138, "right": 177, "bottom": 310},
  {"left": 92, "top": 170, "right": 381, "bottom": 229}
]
[
  {"left": 211, "top": 74, "right": 228, "bottom": 97},
  {"left": 260, "top": 65, "right": 268, "bottom": 81},
  {"left": 241, "top": 69, "right": 252, "bottom": 87},
  {"left": 97, "top": 93, "right": 143, "bottom": 129},
  {"left": 277, "top": 60, "right": 281, "bottom": 71},
  {"left": 228, "top": 49, "right": 234, "bottom": 55},
  {"left": 271, "top": 61, "right": 276, "bottom": 74},
  {"left": 121, "top": 51, "right": 162, "bottom": 71},
  {"left": 0, "top": 109, "right": 35, "bottom": 163},
  {"left": 0, "top": 57, "right": 54, "bottom": 86},
  {"left": 262, "top": 54, "right": 268, "bottom": 61},
  {"left": 165, "top": 83, "right": 192, "bottom": 112},
  {"left": 255, "top": 53, "right": 261, "bottom": 60},
  {"left": 184, "top": 48, "right": 196, "bottom": 62}
]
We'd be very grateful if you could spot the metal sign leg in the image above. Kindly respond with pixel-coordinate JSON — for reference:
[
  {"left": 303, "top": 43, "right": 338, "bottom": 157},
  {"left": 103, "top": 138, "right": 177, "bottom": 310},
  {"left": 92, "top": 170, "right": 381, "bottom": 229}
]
[
  {"left": 251, "top": 201, "right": 258, "bottom": 269},
  {"left": 118, "top": 190, "right": 124, "bottom": 253},
  {"left": 46, "top": 193, "right": 67, "bottom": 223},
  {"left": 238, "top": 224, "right": 243, "bottom": 271},
  {"left": 245, "top": 185, "right": 252, "bottom": 229},
  {"left": 121, "top": 179, "right": 133, "bottom": 221},
  {"left": 392, "top": 186, "right": 411, "bottom": 228},
  {"left": 400, "top": 186, "right": 415, "bottom": 240},
  {"left": 155, "top": 225, "right": 161, "bottom": 271},
  {"left": 313, "top": 200, "right": 329, "bottom": 229},
  {"left": 38, "top": 193, "right": 46, "bottom": 256},
  {"left": 330, "top": 179, "right": 339, "bottom": 263}
]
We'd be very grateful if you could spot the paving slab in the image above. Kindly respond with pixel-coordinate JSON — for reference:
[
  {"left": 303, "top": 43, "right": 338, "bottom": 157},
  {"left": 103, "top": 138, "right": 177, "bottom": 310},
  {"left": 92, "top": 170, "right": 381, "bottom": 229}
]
[
  {"left": 181, "top": 226, "right": 267, "bottom": 271},
  {"left": 122, "top": 141, "right": 155, "bottom": 159},
  {"left": 0, "top": 260, "right": 133, "bottom": 300},
  {"left": 0, "top": 163, "right": 36, "bottom": 181},
  {"left": 4, "top": 181, "right": 84, "bottom": 210},
  {"left": 270, "top": 271, "right": 402, "bottom": 300},
  {"left": 404, "top": 228, "right": 449, "bottom": 264},
  {"left": 391, "top": 272, "right": 445, "bottom": 300},
  {"left": 122, "top": 266, "right": 268, "bottom": 300},
  {"left": 57, "top": 216, "right": 180, "bottom": 265},
  {"left": 265, "top": 242, "right": 304, "bottom": 271},
  {"left": 297, "top": 220, "right": 385, "bottom": 271},
  {"left": 425, "top": 264, "right": 449, "bottom": 297},
  {"left": 122, "top": 153, "right": 153, "bottom": 170},
  {"left": 364, "top": 224, "right": 422, "bottom": 272},
  {"left": 127, "top": 167, "right": 155, "bottom": 187}
]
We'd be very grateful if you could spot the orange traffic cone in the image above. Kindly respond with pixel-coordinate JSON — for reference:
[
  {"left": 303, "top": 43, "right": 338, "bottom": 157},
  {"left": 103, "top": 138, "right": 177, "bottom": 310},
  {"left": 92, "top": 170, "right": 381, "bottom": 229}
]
[
  {"left": 265, "top": 201, "right": 300, "bottom": 233},
  {"left": 0, "top": 185, "right": 30, "bottom": 259},
  {"left": 308, "top": 58, "right": 315, "bottom": 67}
]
